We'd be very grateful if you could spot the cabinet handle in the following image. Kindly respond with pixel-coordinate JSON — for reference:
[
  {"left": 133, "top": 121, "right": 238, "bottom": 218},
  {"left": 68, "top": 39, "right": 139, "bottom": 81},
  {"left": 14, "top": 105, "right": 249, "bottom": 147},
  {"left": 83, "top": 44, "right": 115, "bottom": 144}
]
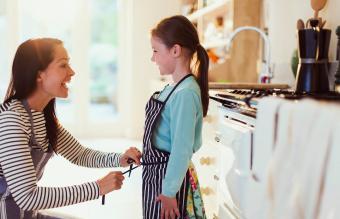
[
  {"left": 200, "top": 186, "right": 213, "bottom": 196},
  {"left": 213, "top": 174, "right": 220, "bottom": 181},
  {"left": 213, "top": 213, "right": 219, "bottom": 219},
  {"left": 214, "top": 136, "right": 221, "bottom": 142},
  {"left": 200, "top": 157, "right": 214, "bottom": 165},
  {"left": 204, "top": 115, "right": 213, "bottom": 123},
  {"left": 251, "top": 173, "right": 259, "bottom": 182}
]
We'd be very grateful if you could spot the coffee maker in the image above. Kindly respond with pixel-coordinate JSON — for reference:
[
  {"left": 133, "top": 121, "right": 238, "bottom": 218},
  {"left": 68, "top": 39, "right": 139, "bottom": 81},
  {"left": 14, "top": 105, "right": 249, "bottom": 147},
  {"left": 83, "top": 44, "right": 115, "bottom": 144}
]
[{"left": 295, "top": 23, "right": 331, "bottom": 94}]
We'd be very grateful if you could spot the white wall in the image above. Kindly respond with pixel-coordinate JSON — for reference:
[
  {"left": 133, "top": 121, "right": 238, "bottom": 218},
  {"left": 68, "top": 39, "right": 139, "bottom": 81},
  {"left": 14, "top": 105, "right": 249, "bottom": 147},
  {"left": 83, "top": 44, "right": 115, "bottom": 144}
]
[
  {"left": 118, "top": 0, "right": 181, "bottom": 139},
  {"left": 265, "top": 0, "right": 340, "bottom": 86}
]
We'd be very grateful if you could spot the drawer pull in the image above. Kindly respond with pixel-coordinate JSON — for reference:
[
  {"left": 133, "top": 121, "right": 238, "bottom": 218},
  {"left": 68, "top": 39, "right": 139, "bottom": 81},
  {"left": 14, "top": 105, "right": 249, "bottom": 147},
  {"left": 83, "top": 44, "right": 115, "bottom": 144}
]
[
  {"left": 200, "top": 186, "right": 212, "bottom": 196},
  {"left": 204, "top": 115, "right": 213, "bottom": 123},
  {"left": 213, "top": 174, "right": 220, "bottom": 181},
  {"left": 214, "top": 136, "right": 221, "bottom": 142},
  {"left": 200, "top": 157, "right": 214, "bottom": 165},
  {"left": 251, "top": 173, "right": 259, "bottom": 182}
]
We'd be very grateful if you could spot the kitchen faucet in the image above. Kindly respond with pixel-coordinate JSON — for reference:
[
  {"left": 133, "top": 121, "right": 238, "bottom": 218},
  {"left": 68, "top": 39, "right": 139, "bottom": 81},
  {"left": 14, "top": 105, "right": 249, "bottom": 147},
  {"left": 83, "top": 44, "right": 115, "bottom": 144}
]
[{"left": 226, "top": 26, "right": 272, "bottom": 83}]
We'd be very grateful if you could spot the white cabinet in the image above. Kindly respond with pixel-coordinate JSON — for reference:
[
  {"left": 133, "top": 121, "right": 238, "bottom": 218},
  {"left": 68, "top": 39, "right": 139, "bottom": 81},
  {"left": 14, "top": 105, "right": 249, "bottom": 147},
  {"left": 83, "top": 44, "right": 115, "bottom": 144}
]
[
  {"left": 192, "top": 99, "right": 220, "bottom": 218},
  {"left": 194, "top": 98, "right": 256, "bottom": 219}
]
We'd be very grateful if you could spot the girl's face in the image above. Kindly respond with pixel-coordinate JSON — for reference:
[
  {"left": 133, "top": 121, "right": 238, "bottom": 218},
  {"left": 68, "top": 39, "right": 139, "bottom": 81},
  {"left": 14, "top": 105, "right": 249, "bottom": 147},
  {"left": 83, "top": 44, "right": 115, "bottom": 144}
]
[
  {"left": 38, "top": 45, "right": 75, "bottom": 99},
  {"left": 150, "top": 36, "right": 176, "bottom": 75}
]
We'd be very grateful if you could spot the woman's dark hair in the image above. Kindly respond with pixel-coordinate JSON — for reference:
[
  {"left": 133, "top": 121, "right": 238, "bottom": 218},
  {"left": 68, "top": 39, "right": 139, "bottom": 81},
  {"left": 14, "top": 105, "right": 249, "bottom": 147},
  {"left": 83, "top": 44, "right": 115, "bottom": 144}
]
[
  {"left": 5, "top": 38, "right": 63, "bottom": 151},
  {"left": 151, "top": 15, "right": 209, "bottom": 116}
]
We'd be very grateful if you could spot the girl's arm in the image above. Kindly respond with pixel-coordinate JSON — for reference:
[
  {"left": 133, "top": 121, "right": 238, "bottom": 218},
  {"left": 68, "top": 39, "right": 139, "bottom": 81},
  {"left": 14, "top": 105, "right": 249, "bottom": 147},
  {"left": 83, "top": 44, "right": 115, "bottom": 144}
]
[{"left": 162, "top": 90, "right": 200, "bottom": 197}]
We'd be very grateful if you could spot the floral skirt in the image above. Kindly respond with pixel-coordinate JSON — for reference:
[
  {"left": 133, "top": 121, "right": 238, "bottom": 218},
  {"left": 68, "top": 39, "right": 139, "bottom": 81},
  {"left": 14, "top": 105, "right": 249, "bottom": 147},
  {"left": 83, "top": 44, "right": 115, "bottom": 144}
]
[{"left": 185, "top": 162, "right": 207, "bottom": 219}]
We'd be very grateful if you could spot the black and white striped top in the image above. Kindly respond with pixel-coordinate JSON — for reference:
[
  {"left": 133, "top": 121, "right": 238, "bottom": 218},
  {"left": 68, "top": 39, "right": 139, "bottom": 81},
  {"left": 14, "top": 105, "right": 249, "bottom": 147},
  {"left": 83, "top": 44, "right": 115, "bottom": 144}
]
[{"left": 0, "top": 99, "right": 121, "bottom": 210}]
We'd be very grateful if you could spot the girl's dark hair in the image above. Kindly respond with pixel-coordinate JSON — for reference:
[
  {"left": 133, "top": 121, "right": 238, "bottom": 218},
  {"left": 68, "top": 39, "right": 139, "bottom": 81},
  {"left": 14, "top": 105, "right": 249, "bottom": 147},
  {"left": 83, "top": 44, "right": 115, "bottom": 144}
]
[
  {"left": 5, "top": 38, "right": 63, "bottom": 151},
  {"left": 151, "top": 15, "right": 209, "bottom": 116}
]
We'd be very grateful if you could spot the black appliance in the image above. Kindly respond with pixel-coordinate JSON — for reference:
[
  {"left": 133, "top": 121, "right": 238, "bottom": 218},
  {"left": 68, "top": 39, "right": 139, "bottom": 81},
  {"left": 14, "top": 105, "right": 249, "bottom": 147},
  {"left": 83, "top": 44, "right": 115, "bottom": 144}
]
[{"left": 296, "top": 28, "right": 331, "bottom": 93}]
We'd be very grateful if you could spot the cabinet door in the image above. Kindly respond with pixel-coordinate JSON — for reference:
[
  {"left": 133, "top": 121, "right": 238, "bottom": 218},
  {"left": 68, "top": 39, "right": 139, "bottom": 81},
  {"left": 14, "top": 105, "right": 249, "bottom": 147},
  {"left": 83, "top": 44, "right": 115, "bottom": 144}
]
[{"left": 193, "top": 139, "right": 221, "bottom": 219}]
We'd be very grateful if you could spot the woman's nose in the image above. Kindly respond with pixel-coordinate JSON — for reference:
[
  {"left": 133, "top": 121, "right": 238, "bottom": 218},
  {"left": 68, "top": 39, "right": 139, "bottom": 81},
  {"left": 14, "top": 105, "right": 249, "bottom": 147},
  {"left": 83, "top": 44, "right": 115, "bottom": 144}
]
[{"left": 69, "top": 67, "right": 75, "bottom": 76}]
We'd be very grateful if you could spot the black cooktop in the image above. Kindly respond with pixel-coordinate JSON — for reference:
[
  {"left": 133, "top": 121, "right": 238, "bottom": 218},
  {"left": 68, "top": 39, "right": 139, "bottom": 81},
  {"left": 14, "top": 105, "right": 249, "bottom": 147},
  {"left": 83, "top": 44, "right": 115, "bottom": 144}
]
[{"left": 210, "top": 89, "right": 340, "bottom": 118}]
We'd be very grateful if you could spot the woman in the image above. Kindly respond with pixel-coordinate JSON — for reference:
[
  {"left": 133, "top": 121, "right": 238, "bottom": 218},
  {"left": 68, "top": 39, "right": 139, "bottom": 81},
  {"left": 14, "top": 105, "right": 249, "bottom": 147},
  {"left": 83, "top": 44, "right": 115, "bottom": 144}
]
[
  {"left": 0, "top": 38, "right": 141, "bottom": 219},
  {"left": 142, "top": 15, "right": 208, "bottom": 219}
]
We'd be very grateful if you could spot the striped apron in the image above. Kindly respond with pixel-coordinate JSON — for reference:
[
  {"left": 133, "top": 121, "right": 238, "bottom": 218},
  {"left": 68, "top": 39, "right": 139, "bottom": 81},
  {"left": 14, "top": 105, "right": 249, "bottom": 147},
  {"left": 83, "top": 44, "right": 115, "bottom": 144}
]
[
  {"left": 0, "top": 100, "right": 58, "bottom": 219},
  {"left": 142, "top": 74, "right": 206, "bottom": 219}
]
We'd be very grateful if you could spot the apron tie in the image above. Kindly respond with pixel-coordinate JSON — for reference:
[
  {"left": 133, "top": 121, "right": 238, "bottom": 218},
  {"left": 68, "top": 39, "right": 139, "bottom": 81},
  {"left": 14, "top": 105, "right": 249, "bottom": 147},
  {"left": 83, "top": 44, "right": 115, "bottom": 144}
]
[{"left": 101, "top": 158, "right": 168, "bottom": 205}]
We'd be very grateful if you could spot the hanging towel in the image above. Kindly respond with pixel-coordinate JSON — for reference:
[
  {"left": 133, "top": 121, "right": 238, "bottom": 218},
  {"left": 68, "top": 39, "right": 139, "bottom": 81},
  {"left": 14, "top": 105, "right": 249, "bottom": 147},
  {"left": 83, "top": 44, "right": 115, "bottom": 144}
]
[
  {"left": 244, "top": 97, "right": 285, "bottom": 219},
  {"left": 317, "top": 102, "right": 340, "bottom": 219},
  {"left": 265, "top": 99, "right": 337, "bottom": 219}
]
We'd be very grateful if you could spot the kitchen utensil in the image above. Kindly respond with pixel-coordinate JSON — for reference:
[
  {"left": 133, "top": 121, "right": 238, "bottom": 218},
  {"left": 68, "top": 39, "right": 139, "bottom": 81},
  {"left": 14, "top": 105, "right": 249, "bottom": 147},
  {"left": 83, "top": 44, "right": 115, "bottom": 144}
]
[
  {"left": 310, "top": 18, "right": 319, "bottom": 29},
  {"left": 306, "top": 18, "right": 319, "bottom": 29},
  {"left": 311, "top": 0, "right": 327, "bottom": 19},
  {"left": 296, "top": 29, "right": 331, "bottom": 94},
  {"left": 297, "top": 19, "right": 305, "bottom": 30},
  {"left": 320, "top": 20, "right": 327, "bottom": 29}
]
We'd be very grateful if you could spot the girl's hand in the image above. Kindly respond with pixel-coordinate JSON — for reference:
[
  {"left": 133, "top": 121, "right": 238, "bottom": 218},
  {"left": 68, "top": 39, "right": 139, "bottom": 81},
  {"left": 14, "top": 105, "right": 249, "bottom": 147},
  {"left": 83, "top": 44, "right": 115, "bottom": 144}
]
[
  {"left": 156, "top": 194, "right": 180, "bottom": 219},
  {"left": 120, "top": 147, "right": 142, "bottom": 167},
  {"left": 96, "top": 171, "right": 125, "bottom": 195}
]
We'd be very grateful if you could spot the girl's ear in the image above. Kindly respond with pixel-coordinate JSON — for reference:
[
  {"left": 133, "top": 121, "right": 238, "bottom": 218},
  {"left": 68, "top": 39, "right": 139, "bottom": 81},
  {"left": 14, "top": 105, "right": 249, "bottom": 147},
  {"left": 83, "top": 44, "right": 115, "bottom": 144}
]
[
  {"left": 171, "top": 44, "right": 182, "bottom": 57},
  {"left": 36, "top": 71, "right": 44, "bottom": 83}
]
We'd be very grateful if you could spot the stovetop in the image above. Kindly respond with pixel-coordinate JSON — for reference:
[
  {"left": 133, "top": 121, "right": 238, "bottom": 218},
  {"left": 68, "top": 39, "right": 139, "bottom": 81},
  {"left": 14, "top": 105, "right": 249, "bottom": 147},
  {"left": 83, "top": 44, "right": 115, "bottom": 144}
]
[{"left": 210, "top": 89, "right": 340, "bottom": 118}]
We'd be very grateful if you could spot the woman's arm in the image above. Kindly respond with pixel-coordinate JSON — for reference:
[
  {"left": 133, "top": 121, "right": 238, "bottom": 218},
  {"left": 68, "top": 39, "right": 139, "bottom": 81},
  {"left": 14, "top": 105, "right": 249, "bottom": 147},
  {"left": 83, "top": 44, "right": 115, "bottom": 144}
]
[
  {"left": 0, "top": 111, "right": 100, "bottom": 210},
  {"left": 56, "top": 125, "right": 122, "bottom": 168}
]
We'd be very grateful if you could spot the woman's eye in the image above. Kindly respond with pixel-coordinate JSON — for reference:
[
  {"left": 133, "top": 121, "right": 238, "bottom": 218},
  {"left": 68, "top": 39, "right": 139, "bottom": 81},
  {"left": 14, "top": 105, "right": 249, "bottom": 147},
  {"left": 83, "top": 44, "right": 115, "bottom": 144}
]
[{"left": 61, "top": 63, "right": 69, "bottom": 68}]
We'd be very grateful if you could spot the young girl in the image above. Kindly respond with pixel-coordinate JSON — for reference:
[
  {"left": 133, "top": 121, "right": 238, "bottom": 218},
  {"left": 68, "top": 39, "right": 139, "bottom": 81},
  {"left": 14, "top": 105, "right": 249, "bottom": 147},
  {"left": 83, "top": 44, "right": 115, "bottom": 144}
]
[
  {"left": 0, "top": 38, "right": 141, "bottom": 219},
  {"left": 142, "top": 15, "right": 209, "bottom": 219}
]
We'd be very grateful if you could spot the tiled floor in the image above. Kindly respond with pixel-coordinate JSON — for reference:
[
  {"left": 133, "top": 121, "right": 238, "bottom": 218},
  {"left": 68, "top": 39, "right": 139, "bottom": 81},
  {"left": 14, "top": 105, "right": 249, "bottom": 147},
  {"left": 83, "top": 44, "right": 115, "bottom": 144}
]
[{"left": 39, "top": 138, "right": 143, "bottom": 219}]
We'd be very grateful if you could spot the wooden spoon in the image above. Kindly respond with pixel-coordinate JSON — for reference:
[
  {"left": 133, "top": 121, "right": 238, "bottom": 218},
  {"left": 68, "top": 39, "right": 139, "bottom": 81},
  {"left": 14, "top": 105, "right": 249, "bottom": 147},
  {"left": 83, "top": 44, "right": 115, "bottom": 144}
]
[
  {"left": 311, "top": 0, "right": 327, "bottom": 18},
  {"left": 297, "top": 19, "right": 305, "bottom": 30}
]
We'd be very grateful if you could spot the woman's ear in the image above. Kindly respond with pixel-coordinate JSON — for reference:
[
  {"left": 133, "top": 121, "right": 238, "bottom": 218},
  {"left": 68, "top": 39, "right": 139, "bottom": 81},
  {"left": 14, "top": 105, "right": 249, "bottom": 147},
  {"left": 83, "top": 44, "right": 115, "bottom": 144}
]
[{"left": 171, "top": 44, "right": 182, "bottom": 57}]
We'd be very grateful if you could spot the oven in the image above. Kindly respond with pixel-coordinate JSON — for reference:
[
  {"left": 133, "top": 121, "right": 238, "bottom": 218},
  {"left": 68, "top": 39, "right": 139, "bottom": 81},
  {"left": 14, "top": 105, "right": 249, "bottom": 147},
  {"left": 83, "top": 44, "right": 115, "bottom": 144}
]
[
  {"left": 213, "top": 106, "right": 255, "bottom": 219},
  {"left": 209, "top": 88, "right": 340, "bottom": 219}
]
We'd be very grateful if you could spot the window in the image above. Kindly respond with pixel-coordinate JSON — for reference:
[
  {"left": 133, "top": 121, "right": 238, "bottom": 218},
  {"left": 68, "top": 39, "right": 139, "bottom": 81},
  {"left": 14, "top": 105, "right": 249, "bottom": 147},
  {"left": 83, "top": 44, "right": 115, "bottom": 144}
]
[
  {"left": 0, "top": 0, "right": 120, "bottom": 135},
  {"left": 89, "top": 0, "right": 118, "bottom": 121},
  {"left": 0, "top": 0, "right": 7, "bottom": 102}
]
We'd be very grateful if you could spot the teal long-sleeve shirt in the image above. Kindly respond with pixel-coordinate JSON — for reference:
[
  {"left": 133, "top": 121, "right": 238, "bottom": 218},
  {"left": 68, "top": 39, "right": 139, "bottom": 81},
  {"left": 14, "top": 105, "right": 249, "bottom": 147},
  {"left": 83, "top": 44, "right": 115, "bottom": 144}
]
[{"left": 152, "top": 76, "right": 203, "bottom": 197}]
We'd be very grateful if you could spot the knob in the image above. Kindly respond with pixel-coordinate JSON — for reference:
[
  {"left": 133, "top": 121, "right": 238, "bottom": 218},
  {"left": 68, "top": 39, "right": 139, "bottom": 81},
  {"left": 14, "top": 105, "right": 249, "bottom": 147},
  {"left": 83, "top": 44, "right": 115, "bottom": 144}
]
[
  {"left": 204, "top": 115, "right": 213, "bottom": 123},
  {"left": 213, "top": 214, "right": 219, "bottom": 219},
  {"left": 200, "top": 186, "right": 212, "bottom": 196},
  {"left": 213, "top": 174, "right": 220, "bottom": 181},
  {"left": 200, "top": 157, "right": 214, "bottom": 165}
]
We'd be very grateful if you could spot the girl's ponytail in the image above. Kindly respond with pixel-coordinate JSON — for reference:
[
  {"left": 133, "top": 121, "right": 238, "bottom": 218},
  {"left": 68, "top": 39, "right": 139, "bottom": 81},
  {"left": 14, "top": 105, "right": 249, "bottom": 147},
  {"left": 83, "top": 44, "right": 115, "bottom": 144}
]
[{"left": 196, "top": 45, "right": 209, "bottom": 117}]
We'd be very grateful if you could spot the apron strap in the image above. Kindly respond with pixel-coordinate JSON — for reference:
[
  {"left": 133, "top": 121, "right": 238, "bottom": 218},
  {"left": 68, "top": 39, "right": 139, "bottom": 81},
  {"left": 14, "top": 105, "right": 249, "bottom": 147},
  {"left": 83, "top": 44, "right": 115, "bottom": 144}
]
[
  {"left": 21, "top": 100, "right": 45, "bottom": 150},
  {"left": 163, "top": 74, "right": 193, "bottom": 103}
]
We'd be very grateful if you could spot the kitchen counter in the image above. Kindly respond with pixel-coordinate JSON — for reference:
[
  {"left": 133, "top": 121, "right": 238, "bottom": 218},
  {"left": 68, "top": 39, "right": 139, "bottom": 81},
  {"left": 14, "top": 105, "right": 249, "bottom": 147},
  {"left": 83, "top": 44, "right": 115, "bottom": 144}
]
[{"left": 209, "top": 82, "right": 290, "bottom": 90}]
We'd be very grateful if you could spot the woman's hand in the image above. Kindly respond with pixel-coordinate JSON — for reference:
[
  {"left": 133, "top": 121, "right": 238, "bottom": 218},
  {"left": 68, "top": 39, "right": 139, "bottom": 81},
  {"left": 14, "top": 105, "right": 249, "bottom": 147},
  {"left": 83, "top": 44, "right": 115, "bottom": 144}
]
[
  {"left": 96, "top": 171, "right": 125, "bottom": 195},
  {"left": 120, "top": 147, "right": 142, "bottom": 167},
  {"left": 156, "top": 194, "right": 180, "bottom": 219}
]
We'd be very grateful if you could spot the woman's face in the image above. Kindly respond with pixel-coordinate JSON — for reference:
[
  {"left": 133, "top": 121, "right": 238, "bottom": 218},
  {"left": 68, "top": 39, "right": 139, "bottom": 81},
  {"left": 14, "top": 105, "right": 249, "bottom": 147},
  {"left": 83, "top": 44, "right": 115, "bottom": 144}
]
[
  {"left": 38, "top": 45, "right": 75, "bottom": 98},
  {"left": 150, "top": 36, "right": 175, "bottom": 75}
]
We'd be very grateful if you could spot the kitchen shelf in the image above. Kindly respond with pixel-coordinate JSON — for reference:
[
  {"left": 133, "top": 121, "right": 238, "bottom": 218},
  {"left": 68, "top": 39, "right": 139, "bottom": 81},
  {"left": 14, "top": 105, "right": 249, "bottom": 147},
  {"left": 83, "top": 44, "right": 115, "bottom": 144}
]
[
  {"left": 187, "top": 0, "right": 230, "bottom": 22},
  {"left": 203, "top": 38, "right": 228, "bottom": 49}
]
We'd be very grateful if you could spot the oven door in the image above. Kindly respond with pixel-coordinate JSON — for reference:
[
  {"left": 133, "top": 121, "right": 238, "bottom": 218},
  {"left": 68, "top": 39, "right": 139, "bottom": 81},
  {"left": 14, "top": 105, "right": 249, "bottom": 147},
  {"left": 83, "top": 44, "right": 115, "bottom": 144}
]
[{"left": 216, "top": 113, "right": 254, "bottom": 219}]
